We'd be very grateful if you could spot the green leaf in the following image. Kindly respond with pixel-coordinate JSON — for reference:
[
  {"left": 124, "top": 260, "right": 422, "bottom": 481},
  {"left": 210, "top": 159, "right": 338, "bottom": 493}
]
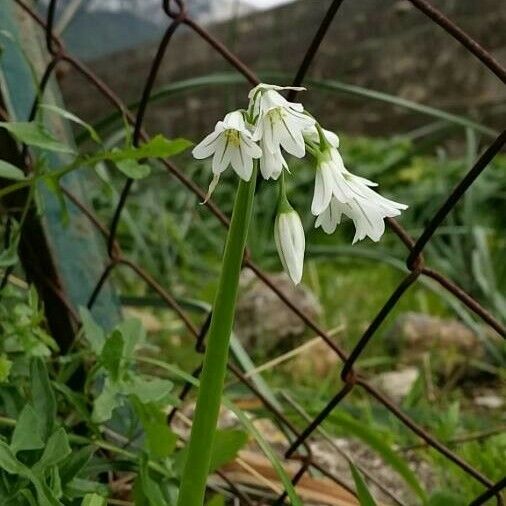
[
  {"left": 206, "top": 495, "right": 225, "bottom": 506},
  {"left": 116, "top": 317, "right": 145, "bottom": 359},
  {"left": 30, "top": 358, "right": 56, "bottom": 441},
  {"left": 125, "top": 377, "right": 175, "bottom": 405},
  {"left": 349, "top": 462, "right": 377, "bottom": 506},
  {"left": 79, "top": 307, "right": 105, "bottom": 355},
  {"left": 134, "top": 458, "right": 167, "bottom": 506},
  {"left": 428, "top": 490, "right": 467, "bottom": 506},
  {"left": 115, "top": 159, "right": 151, "bottom": 179},
  {"left": 0, "top": 439, "right": 24, "bottom": 474},
  {"left": 10, "top": 404, "right": 45, "bottom": 454},
  {"left": 117, "top": 135, "right": 191, "bottom": 160},
  {"left": 40, "top": 104, "right": 101, "bottom": 143},
  {"left": 100, "top": 330, "right": 124, "bottom": 381},
  {"left": 0, "top": 441, "right": 60, "bottom": 506},
  {"left": 132, "top": 399, "right": 177, "bottom": 460},
  {"left": 59, "top": 446, "right": 95, "bottom": 485},
  {"left": 0, "top": 121, "right": 74, "bottom": 153},
  {"left": 92, "top": 379, "right": 121, "bottom": 423},
  {"left": 0, "top": 160, "right": 26, "bottom": 180},
  {"left": 209, "top": 429, "right": 248, "bottom": 473},
  {"left": 81, "top": 493, "right": 106, "bottom": 506},
  {"left": 329, "top": 411, "right": 427, "bottom": 501},
  {"left": 0, "top": 353, "right": 12, "bottom": 382},
  {"left": 33, "top": 428, "right": 71, "bottom": 473}
]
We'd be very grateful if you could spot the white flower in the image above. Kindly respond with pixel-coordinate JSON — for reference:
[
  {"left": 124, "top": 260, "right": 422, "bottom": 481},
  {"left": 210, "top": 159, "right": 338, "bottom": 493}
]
[
  {"left": 315, "top": 193, "right": 406, "bottom": 243},
  {"left": 248, "top": 83, "right": 305, "bottom": 117},
  {"left": 259, "top": 139, "right": 287, "bottom": 180},
  {"left": 311, "top": 143, "right": 407, "bottom": 242},
  {"left": 303, "top": 125, "right": 340, "bottom": 149},
  {"left": 192, "top": 110, "right": 262, "bottom": 196},
  {"left": 274, "top": 207, "right": 305, "bottom": 284},
  {"left": 311, "top": 147, "right": 377, "bottom": 216},
  {"left": 250, "top": 86, "right": 315, "bottom": 160}
]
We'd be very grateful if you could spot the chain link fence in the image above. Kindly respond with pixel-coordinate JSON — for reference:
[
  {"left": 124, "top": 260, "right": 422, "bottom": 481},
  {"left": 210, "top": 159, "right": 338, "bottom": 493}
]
[{"left": 4, "top": 0, "right": 506, "bottom": 503}]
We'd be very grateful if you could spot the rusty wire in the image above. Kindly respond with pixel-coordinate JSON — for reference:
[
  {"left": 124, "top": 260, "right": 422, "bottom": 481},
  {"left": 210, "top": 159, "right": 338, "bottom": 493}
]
[{"left": 5, "top": 0, "right": 506, "bottom": 504}]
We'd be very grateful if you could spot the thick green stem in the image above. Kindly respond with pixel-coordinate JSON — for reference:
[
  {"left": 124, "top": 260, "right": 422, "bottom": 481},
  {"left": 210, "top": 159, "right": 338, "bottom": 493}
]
[{"left": 177, "top": 167, "right": 257, "bottom": 506}]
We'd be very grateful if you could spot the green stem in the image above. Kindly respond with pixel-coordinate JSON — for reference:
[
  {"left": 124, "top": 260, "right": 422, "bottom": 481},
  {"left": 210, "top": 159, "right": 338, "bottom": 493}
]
[{"left": 177, "top": 166, "right": 257, "bottom": 506}]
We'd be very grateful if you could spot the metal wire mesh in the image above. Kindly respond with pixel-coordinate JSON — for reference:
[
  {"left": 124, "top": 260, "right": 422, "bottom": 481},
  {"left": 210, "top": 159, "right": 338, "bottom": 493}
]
[{"left": 5, "top": 0, "right": 506, "bottom": 503}]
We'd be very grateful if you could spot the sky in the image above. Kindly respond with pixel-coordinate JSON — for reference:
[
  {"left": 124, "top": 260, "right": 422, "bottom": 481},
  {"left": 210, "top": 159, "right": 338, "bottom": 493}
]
[{"left": 243, "top": 0, "right": 294, "bottom": 9}]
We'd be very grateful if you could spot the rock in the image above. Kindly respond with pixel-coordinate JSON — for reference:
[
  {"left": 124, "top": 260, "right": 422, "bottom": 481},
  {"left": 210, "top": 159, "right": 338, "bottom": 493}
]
[
  {"left": 235, "top": 270, "right": 321, "bottom": 354},
  {"left": 386, "top": 312, "right": 490, "bottom": 381},
  {"left": 285, "top": 338, "right": 340, "bottom": 380},
  {"left": 473, "top": 394, "right": 503, "bottom": 409},
  {"left": 388, "top": 312, "right": 480, "bottom": 354},
  {"left": 371, "top": 367, "right": 419, "bottom": 403}
]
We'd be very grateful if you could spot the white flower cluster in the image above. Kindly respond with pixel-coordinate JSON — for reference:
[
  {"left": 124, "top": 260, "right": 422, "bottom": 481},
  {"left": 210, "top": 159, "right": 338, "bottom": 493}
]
[{"left": 193, "top": 84, "right": 407, "bottom": 284}]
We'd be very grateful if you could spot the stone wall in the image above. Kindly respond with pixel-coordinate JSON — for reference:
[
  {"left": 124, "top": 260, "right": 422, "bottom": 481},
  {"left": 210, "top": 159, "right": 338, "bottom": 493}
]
[{"left": 59, "top": 0, "right": 506, "bottom": 140}]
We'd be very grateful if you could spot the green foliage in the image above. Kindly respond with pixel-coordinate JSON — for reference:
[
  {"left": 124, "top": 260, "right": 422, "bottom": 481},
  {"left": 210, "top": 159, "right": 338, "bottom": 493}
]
[
  {"left": 0, "top": 160, "right": 26, "bottom": 180},
  {"left": 0, "top": 121, "right": 74, "bottom": 153},
  {"left": 349, "top": 462, "right": 377, "bottom": 506}
]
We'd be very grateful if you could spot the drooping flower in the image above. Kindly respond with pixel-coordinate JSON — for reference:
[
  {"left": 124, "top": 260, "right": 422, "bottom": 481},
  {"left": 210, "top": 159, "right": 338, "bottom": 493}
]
[
  {"left": 250, "top": 86, "right": 315, "bottom": 160},
  {"left": 311, "top": 147, "right": 378, "bottom": 216},
  {"left": 192, "top": 110, "right": 262, "bottom": 196},
  {"left": 259, "top": 138, "right": 287, "bottom": 180},
  {"left": 315, "top": 191, "right": 407, "bottom": 243},
  {"left": 312, "top": 144, "right": 407, "bottom": 242},
  {"left": 274, "top": 202, "right": 305, "bottom": 285}
]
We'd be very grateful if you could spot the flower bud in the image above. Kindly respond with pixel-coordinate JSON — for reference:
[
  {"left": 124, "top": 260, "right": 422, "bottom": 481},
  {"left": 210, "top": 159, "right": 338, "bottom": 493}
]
[{"left": 274, "top": 206, "right": 305, "bottom": 285}]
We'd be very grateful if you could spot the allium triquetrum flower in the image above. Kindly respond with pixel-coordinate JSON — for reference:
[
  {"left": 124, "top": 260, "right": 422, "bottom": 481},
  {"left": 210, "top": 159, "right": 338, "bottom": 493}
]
[
  {"left": 250, "top": 85, "right": 315, "bottom": 160},
  {"left": 192, "top": 110, "right": 262, "bottom": 197},
  {"left": 311, "top": 132, "right": 407, "bottom": 243}
]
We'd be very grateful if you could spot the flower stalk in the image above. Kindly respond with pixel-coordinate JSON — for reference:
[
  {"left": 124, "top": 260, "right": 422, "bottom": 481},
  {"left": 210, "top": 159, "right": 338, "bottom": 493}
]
[{"left": 177, "top": 164, "right": 257, "bottom": 506}]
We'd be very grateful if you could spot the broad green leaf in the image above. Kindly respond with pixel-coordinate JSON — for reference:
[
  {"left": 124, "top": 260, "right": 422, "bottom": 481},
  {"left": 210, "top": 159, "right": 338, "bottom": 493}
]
[
  {"left": 65, "top": 478, "right": 109, "bottom": 499},
  {"left": 92, "top": 378, "right": 121, "bottom": 423},
  {"left": 0, "top": 160, "right": 26, "bottom": 180},
  {"left": 59, "top": 446, "right": 95, "bottom": 485},
  {"left": 30, "top": 358, "right": 56, "bottom": 441},
  {"left": 40, "top": 104, "right": 101, "bottom": 143},
  {"left": 0, "top": 441, "right": 59, "bottom": 506},
  {"left": 81, "top": 493, "right": 106, "bottom": 506},
  {"left": 349, "top": 462, "right": 377, "bottom": 506},
  {"left": 0, "top": 353, "right": 12, "bottom": 382},
  {"left": 10, "top": 404, "right": 45, "bottom": 454},
  {"left": 115, "top": 159, "right": 151, "bottom": 179},
  {"left": 106, "top": 135, "right": 191, "bottom": 164},
  {"left": 0, "top": 439, "right": 24, "bottom": 474},
  {"left": 79, "top": 307, "right": 105, "bottom": 355},
  {"left": 0, "top": 121, "right": 74, "bottom": 153},
  {"left": 209, "top": 429, "right": 249, "bottom": 473},
  {"left": 100, "top": 330, "right": 124, "bottom": 381},
  {"left": 116, "top": 317, "right": 145, "bottom": 359},
  {"left": 329, "top": 411, "right": 427, "bottom": 501},
  {"left": 132, "top": 399, "right": 177, "bottom": 460},
  {"left": 33, "top": 428, "right": 71, "bottom": 473},
  {"left": 125, "top": 376, "right": 175, "bottom": 405}
]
